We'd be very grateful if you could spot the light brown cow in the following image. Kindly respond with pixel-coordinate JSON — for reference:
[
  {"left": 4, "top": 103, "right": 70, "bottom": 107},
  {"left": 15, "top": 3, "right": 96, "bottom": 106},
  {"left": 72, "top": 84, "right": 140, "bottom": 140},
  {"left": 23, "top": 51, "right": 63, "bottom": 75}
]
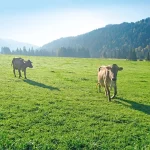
[
  {"left": 11, "top": 57, "right": 33, "bottom": 79},
  {"left": 98, "top": 64, "right": 123, "bottom": 101}
]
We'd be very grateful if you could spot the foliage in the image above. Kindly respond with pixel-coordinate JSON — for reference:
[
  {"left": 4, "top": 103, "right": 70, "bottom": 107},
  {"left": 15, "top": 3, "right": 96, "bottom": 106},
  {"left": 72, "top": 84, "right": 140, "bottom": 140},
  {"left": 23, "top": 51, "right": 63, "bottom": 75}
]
[
  {"left": 128, "top": 49, "right": 137, "bottom": 61},
  {"left": 57, "top": 47, "right": 90, "bottom": 58},
  {"left": 146, "top": 52, "right": 150, "bottom": 61},
  {"left": 1, "top": 47, "right": 11, "bottom": 54},
  {"left": 0, "top": 55, "right": 150, "bottom": 149}
]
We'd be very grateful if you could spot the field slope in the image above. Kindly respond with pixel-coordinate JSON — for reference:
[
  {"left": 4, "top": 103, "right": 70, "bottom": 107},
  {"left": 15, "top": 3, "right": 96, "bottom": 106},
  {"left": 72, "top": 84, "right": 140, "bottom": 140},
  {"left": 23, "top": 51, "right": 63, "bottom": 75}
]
[{"left": 0, "top": 55, "right": 150, "bottom": 150}]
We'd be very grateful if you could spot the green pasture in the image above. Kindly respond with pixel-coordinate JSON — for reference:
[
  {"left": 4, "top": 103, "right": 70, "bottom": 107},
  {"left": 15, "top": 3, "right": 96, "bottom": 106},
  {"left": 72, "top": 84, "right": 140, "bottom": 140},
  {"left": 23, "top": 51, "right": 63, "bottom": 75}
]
[{"left": 0, "top": 55, "right": 150, "bottom": 150}]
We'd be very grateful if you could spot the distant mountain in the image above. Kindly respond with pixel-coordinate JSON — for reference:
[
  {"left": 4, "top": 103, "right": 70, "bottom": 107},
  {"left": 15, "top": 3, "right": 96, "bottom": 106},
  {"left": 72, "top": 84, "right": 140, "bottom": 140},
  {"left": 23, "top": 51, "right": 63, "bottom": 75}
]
[
  {"left": 41, "top": 17, "right": 150, "bottom": 58},
  {"left": 0, "top": 39, "right": 39, "bottom": 51}
]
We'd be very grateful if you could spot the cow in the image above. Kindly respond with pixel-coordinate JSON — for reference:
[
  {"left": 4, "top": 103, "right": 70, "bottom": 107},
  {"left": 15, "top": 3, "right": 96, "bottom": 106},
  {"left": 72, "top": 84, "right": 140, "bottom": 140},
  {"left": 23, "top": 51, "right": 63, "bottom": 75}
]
[
  {"left": 97, "top": 64, "right": 123, "bottom": 101},
  {"left": 11, "top": 57, "right": 33, "bottom": 79}
]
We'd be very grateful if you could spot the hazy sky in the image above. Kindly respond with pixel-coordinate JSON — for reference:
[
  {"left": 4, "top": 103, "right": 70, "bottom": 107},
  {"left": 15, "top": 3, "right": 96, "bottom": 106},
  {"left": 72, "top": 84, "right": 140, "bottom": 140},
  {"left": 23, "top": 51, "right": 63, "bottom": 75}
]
[{"left": 0, "top": 0, "right": 150, "bottom": 46}]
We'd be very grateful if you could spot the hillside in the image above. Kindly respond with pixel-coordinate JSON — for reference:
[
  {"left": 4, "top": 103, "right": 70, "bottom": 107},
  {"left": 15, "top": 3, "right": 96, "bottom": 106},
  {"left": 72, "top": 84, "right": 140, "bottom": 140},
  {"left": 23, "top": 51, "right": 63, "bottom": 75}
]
[
  {"left": 41, "top": 17, "right": 150, "bottom": 58},
  {"left": 0, "top": 39, "right": 39, "bottom": 51}
]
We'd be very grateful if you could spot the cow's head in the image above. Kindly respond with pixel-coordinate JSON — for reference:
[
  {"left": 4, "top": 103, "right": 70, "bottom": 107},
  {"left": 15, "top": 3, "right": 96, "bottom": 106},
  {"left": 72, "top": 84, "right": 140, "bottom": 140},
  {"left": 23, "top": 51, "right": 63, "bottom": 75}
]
[
  {"left": 106, "top": 64, "right": 123, "bottom": 81},
  {"left": 27, "top": 60, "right": 33, "bottom": 68}
]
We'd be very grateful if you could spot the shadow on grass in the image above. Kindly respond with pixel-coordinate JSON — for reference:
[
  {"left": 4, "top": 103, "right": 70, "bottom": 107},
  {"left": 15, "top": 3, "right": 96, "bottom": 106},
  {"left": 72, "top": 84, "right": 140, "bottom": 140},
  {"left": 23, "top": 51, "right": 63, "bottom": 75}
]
[
  {"left": 116, "top": 97, "right": 150, "bottom": 115},
  {"left": 23, "top": 79, "right": 60, "bottom": 91}
]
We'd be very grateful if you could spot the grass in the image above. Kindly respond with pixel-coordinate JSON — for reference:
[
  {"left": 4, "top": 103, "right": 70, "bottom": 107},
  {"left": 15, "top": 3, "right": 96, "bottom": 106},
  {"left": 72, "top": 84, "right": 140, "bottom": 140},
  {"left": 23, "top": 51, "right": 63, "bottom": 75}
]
[{"left": 0, "top": 54, "right": 150, "bottom": 150}]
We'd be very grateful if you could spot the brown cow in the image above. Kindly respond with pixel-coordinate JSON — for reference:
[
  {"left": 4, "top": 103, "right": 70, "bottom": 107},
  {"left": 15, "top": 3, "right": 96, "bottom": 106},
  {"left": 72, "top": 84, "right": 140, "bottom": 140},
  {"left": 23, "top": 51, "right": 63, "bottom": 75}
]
[
  {"left": 11, "top": 57, "right": 33, "bottom": 79},
  {"left": 98, "top": 64, "right": 123, "bottom": 101}
]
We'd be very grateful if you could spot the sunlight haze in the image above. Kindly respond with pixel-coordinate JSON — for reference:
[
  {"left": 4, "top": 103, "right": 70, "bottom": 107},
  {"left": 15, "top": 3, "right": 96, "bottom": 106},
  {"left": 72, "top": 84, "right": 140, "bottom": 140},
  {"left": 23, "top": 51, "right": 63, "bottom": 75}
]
[{"left": 0, "top": 0, "right": 150, "bottom": 46}]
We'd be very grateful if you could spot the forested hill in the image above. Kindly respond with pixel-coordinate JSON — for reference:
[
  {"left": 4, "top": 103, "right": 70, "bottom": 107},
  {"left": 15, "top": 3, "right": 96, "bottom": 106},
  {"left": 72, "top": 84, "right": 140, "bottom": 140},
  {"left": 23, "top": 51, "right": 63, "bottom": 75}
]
[{"left": 41, "top": 18, "right": 150, "bottom": 58}]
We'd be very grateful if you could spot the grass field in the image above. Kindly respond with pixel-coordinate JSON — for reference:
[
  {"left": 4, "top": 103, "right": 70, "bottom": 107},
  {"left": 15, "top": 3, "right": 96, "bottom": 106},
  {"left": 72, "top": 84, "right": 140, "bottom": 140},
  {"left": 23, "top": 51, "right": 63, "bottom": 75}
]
[{"left": 0, "top": 54, "right": 150, "bottom": 150}]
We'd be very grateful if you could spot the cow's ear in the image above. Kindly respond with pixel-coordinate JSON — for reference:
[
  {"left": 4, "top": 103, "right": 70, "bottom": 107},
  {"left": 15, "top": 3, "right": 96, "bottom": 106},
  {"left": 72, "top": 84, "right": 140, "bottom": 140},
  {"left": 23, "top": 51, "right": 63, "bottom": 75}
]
[
  {"left": 118, "top": 67, "right": 123, "bottom": 71},
  {"left": 28, "top": 60, "right": 32, "bottom": 63}
]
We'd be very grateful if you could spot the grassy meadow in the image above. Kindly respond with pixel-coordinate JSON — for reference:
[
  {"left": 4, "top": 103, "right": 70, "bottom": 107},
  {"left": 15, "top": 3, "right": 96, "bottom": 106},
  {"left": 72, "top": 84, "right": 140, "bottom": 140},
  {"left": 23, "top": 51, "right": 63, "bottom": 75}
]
[{"left": 0, "top": 54, "right": 150, "bottom": 150}]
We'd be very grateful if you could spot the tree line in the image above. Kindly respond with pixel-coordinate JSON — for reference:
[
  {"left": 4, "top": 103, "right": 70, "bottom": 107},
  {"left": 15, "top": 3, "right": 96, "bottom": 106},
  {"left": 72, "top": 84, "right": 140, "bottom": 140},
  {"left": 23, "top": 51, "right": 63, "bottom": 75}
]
[
  {"left": 1, "top": 45, "right": 150, "bottom": 61},
  {"left": 0, "top": 46, "right": 55, "bottom": 56},
  {"left": 0, "top": 46, "right": 90, "bottom": 58}
]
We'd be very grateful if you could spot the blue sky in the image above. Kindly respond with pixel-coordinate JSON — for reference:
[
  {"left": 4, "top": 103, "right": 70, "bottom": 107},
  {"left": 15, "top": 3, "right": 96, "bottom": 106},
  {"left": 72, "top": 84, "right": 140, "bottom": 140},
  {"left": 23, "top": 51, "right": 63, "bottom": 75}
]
[{"left": 0, "top": 0, "right": 150, "bottom": 46}]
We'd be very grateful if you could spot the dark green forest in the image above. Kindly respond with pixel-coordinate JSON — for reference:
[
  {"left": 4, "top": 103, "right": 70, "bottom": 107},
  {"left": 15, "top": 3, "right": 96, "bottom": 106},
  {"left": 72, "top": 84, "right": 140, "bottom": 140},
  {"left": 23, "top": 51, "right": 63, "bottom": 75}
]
[{"left": 1, "top": 17, "right": 150, "bottom": 60}]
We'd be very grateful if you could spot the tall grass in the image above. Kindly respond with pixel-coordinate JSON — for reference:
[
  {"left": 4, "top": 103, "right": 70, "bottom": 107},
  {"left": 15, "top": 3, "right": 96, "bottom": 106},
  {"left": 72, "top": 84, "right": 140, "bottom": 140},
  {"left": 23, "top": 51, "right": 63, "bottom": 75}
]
[{"left": 0, "top": 55, "right": 150, "bottom": 149}]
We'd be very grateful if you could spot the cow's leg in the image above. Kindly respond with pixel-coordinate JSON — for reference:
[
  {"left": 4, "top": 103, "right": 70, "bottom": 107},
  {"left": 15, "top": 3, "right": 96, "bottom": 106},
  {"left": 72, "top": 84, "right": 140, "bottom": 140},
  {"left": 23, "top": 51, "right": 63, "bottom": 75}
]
[
  {"left": 104, "top": 82, "right": 108, "bottom": 96},
  {"left": 111, "top": 85, "right": 117, "bottom": 99},
  {"left": 98, "top": 83, "right": 101, "bottom": 92},
  {"left": 24, "top": 70, "right": 27, "bottom": 79},
  {"left": 105, "top": 88, "right": 107, "bottom": 96},
  {"left": 18, "top": 70, "right": 22, "bottom": 78},
  {"left": 13, "top": 68, "right": 16, "bottom": 77},
  {"left": 105, "top": 85, "right": 111, "bottom": 101}
]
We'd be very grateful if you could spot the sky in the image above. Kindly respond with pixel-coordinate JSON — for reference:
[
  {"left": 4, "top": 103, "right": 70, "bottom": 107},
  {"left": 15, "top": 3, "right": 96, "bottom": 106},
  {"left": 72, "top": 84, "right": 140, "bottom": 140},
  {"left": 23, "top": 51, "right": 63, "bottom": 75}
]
[{"left": 0, "top": 0, "right": 150, "bottom": 47}]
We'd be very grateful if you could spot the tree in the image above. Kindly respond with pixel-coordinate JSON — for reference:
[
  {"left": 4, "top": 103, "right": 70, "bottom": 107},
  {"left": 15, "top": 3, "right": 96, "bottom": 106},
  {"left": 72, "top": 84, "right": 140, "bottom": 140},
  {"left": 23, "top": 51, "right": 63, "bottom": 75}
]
[
  {"left": 128, "top": 49, "right": 137, "bottom": 61},
  {"left": 30, "top": 47, "right": 35, "bottom": 56},
  {"left": 23, "top": 46, "right": 27, "bottom": 55},
  {"left": 146, "top": 52, "right": 150, "bottom": 61},
  {"left": 1, "top": 47, "right": 11, "bottom": 54}
]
